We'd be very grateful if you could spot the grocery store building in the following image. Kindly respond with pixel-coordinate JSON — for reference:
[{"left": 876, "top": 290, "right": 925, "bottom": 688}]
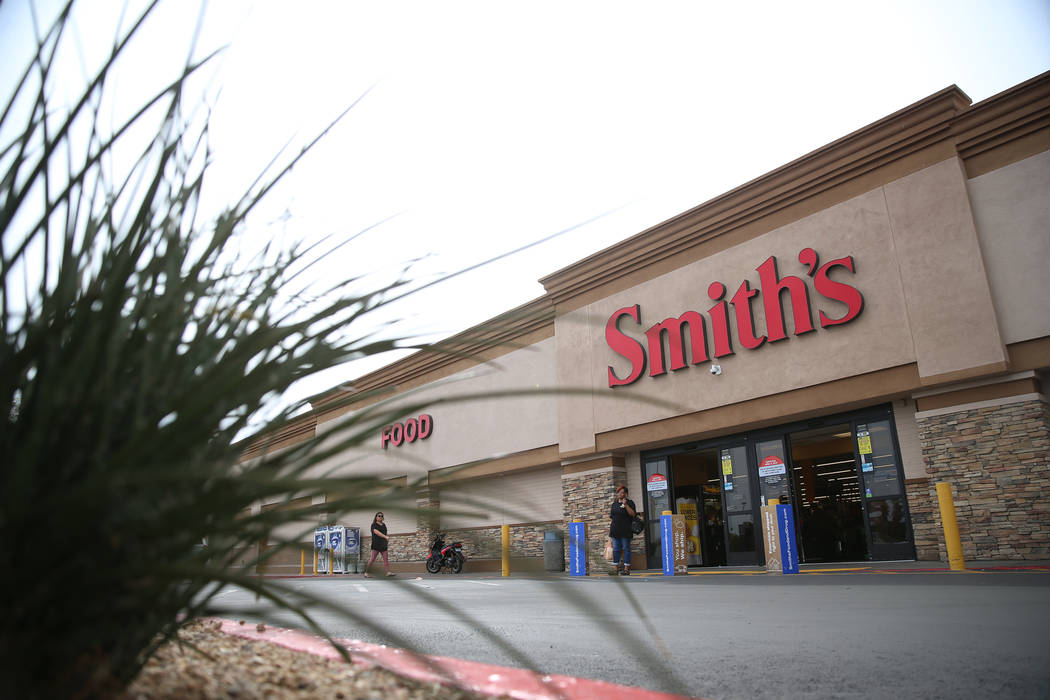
[{"left": 248, "top": 72, "right": 1050, "bottom": 573}]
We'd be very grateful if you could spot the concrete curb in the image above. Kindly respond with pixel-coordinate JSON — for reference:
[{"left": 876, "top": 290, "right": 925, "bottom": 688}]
[{"left": 214, "top": 618, "right": 697, "bottom": 700}]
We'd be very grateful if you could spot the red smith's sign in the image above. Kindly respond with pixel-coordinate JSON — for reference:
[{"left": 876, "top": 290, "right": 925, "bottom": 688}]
[{"left": 605, "top": 247, "right": 863, "bottom": 387}]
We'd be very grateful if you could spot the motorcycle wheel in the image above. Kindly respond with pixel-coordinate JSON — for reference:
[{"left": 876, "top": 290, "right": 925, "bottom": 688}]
[
  {"left": 451, "top": 553, "right": 463, "bottom": 574},
  {"left": 425, "top": 557, "right": 441, "bottom": 574}
]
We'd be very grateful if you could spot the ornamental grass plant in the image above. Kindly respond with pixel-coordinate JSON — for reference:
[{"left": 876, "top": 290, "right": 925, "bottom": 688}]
[
  {"left": 0, "top": 3, "right": 683, "bottom": 698},
  {"left": 0, "top": 3, "right": 447, "bottom": 696}
]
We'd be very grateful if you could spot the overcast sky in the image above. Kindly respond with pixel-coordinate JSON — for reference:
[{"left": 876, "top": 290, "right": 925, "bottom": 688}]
[{"left": 3, "top": 0, "right": 1049, "bottom": 406}]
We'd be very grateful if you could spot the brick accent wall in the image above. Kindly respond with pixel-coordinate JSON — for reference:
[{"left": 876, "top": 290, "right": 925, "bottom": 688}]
[
  {"left": 362, "top": 520, "right": 566, "bottom": 567},
  {"left": 562, "top": 467, "right": 645, "bottom": 572},
  {"left": 905, "top": 477, "right": 940, "bottom": 560},
  {"left": 916, "top": 397, "right": 1050, "bottom": 561},
  {"left": 411, "top": 487, "right": 441, "bottom": 560}
]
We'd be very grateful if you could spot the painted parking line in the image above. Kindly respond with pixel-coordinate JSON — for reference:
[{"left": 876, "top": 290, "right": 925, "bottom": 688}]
[{"left": 462, "top": 580, "right": 500, "bottom": 586}]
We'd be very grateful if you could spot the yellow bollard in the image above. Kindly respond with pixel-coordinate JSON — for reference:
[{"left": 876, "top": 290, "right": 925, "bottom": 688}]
[
  {"left": 936, "top": 482, "right": 966, "bottom": 571},
  {"left": 313, "top": 549, "right": 318, "bottom": 575},
  {"left": 300, "top": 549, "right": 305, "bottom": 576},
  {"left": 501, "top": 524, "right": 510, "bottom": 577}
]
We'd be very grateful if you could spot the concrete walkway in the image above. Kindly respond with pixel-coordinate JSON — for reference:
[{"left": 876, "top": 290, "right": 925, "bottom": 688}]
[{"left": 269, "top": 558, "right": 1050, "bottom": 579}]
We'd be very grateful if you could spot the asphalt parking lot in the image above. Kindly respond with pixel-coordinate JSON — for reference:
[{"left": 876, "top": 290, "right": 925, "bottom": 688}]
[{"left": 212, "top": 562, "right": 1050, "bottom": 699}]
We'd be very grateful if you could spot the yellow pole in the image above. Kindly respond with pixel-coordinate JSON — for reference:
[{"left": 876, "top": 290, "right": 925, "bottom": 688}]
[
  {"left": 501, "top": 525, "right": 510, "bottom": 577},
  {"left": 936, "top": 482, "right": 966, "bottom": 571},
  {"left": 300, "top": 549, "right": 305, "bottom": 576},
  {"left": 313, "top": 549, "right": 318, "bottom": 575}
]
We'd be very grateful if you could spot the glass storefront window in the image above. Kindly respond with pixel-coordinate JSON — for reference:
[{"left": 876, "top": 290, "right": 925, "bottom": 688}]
[
  {"left": 857, "top": 421, "right": 902, "bottom": 499},
  {"left": 645, "top": 458, "right": 671, "bottom": 515},
  {"left": 720, "top": 445, "right": 750, "bottom": 513},
  {"left": 868, "top": 497, "right": 909, "bottom": 544},
  {"left": 727, "top": 513, "right": 756, "bottom": 553},
  {"left": 756, "top": 438, "right": 790, "bottom": 506},
  {"left": 641, "top": 406, "right": 913, "bottom": 565},
  {"left": 644, "top": 458, "right": 670, "bottom": 565}
]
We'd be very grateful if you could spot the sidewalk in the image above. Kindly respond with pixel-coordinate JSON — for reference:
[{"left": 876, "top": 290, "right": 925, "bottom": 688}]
[
  {"left": 616, "top": 559, "right": 1050, "bottom": 577},
  {"left": 267, "top": 558, "right": 1050, "bottom": 580}
]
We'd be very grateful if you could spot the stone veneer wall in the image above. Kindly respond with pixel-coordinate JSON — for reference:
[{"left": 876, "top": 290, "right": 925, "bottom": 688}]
[
  {"left": 364, "top": 521, "right": 565, "bottom": 565},
  {"left": 916, "top": 397, "right": 1050, "bottom": 560},
  {"left": 562, "top": 466, "right": 645, "bottom": 572},
  {"left": 261, "top": 468, "right": 649, "bottom": 573},
  {"left": 904, "top": 477, "right": 939, "bottom": 560}
]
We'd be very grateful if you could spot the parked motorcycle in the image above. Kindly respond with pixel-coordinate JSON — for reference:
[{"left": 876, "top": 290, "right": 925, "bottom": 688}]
[{"left": 425, "top": 533, "right": 465, "bottom": 574}]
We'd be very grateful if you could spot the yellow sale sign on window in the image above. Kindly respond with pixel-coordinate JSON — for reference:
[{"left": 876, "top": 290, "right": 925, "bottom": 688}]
[
  {"left": 858, "top": 434, "right": 872, "bottom": 455},
  {"left": 677, "top": 501, "right": 702, "bottom": 565}
]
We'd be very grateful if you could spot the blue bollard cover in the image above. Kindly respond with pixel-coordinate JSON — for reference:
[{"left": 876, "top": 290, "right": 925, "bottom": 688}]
[
  {"left": 660, "top": 513, "right": 674, "bottom": 576},
  {"left": 777, "top": 504, "right": 800, "bottom": 574},
  {"left": 568, "top": 521, "right": 586, "bottom": 576}
]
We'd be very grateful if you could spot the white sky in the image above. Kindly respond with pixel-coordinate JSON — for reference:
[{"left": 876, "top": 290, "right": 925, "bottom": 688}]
[{"left": 3, "top": 0, "right": 1049, "bottom": 407}]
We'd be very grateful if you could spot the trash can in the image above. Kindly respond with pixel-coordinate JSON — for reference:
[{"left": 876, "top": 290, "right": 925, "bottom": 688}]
[{"left": 543, "top": 529, "right": 564, "bottom": 571}]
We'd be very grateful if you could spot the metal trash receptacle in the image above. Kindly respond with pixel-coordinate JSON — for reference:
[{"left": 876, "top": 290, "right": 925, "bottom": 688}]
[{"left": 543, "top": 529, "right": 564, "bottom": 571}]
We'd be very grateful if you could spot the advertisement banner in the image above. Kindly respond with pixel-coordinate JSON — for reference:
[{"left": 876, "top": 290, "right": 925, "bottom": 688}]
[
  {"left": 676, "top": 499, "right": 702, "bottom": 565},
  {"left": 761, "top": 504, "right": 781, "bottom": 573},
  {"left": 776, "top": 504, "right": 800, "bottom": 574},
  {"left": 660, "top": 513, "right": 688, "bottom": 575},
  {"left": 569, "top": 521, "right": 587, "bottom": 576},
  {"left": 314, "top": 526, "right": 329, "bottom": 574},
  {"left": 345, "top": 527, "right": 360, "bottom": 555},
  {"left": 660, "top": 513, "right": 673, "bottom": 575},
  {"left": 329, "top": 525, "right": 345, "bottom": 574}
]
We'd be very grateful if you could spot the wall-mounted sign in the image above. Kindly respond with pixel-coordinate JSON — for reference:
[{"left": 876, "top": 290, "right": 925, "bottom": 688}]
[
  {"left": 759, "top": 456, "right": 787, "bottom": 477},
  {"left": 647, "top": 473, "right": 668, "bottom": 492},
  {"left": 381, "top": 414, "right": 434, "bottom": 449},
  {"left": 857, "top": 429, "right": 872, "bottom": 455},
  {"left": 605, "top": 247, "right": 865, "bottom": 388}
]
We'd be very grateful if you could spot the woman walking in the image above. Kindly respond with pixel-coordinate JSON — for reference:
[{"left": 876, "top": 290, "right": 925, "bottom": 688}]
[
  {"left": 609, "top": 484, "right": 637, "bottom": 575},
  {"left": 363, "top": 512, "right": 394, "bottom": 577}
]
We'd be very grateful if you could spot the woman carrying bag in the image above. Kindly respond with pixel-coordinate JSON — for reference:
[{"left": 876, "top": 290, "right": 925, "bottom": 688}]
[{"left": 608, "top": 484, "right": 637, "bottom": 575}]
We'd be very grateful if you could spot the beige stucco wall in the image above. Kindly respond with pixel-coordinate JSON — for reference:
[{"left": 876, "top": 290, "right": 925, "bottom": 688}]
[
  {"left": 313, "top": 336, "right": 559, "bottom": 479},
  {"left": 438, "top": 464, "right": 563, "bottom": 529},
  {"left": 891, "top": 398, "right": 925, "bottom": 481},
  {"left": 883, "top": 158, "right": 1005, "bottom": 380},
  {"left": 558, "top": 158, "right": 1006, "bottom": 454},
  {"left": 967, "top": 149, "right": 1050, "bottom": 345}
]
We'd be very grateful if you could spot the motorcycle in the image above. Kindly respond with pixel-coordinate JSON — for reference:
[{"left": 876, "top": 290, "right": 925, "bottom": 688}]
[{"left": 425, "top": 533, "right": 465, "bottom": 574}]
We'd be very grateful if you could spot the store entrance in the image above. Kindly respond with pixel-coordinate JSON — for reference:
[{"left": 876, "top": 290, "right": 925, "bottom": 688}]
[
  {"left": 787, "top": 424, "right": 869, "bottom": 562},
  {"left": 642, "top": 405, "right": 915, "bottom": 569},
  {"left": 668, "top": 442, "right": 757, "bottom": 567},
  {"left": 669, "top": 451, "right": 726, "bottom": 566}
]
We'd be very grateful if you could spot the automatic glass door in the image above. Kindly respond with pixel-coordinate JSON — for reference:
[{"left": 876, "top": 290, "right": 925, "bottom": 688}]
[
  {"left": 854, "top": 418, "right": 915, "bottom": 561},
  {"left": 718, "top": 443, "right": 759, "bottom": 566}
]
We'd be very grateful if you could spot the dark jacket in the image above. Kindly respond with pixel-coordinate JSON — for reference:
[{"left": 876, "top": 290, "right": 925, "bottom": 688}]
[
  {"left": 609, "top": 498, "right": 637, "bottom": 539},
  {"left": 370, "top": 521, "right": 388, "bottom": 552}
]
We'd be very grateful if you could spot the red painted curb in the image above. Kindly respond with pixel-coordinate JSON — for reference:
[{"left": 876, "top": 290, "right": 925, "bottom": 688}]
[{"left": 214, "top": 618, "right": 697, "bottom": 700}]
